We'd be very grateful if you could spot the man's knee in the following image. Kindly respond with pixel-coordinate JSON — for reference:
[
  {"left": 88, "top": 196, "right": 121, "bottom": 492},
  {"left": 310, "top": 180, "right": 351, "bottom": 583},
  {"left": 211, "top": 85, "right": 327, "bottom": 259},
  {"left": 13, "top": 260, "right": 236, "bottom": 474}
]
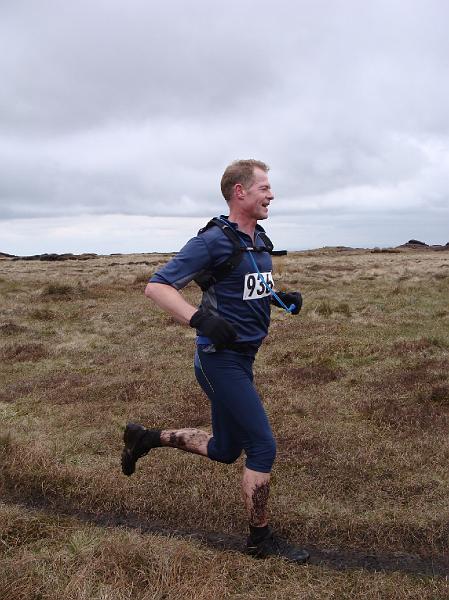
[
  {"left": 207, "top": 441, "right": 242, "bottom": 465},
  {"left": 218, "top": 450, "right": 242, "bottom": 465},
  {"left": 245, "top": 437, "right": 276, "bottom": 473}
]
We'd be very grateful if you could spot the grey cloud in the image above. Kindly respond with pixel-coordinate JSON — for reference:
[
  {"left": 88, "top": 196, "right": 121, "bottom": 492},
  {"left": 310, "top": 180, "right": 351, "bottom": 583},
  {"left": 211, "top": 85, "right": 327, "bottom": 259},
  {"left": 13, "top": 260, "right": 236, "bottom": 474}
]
[
  {"left": 0, "top": 0, "right": 282, "bottom": 134},
  {"left": 1, "top": 0, "right": 449, "bottom": 250}
]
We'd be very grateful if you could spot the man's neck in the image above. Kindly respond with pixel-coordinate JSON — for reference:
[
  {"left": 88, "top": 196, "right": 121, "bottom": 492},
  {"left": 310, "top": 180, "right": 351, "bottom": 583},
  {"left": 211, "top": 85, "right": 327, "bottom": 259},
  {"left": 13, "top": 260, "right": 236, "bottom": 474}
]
[{"left": 227, "top": 211, "right": 257, "bottom": 241}]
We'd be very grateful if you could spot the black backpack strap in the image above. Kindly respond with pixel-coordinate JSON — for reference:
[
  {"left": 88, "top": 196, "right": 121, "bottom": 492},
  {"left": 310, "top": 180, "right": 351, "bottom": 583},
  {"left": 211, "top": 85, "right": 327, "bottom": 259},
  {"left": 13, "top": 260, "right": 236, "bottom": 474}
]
[
  {"left": 194, "top": 218, "right": 244, "bottom": 291},
  {"left": 255, "top": 231, "right": 274, "bottom": 253},
  {"left": 197, "top": 217, "right": 242, "bottom": 246},
  {"left": 194, "top": 217, "right": 274, "bottom": 291}
]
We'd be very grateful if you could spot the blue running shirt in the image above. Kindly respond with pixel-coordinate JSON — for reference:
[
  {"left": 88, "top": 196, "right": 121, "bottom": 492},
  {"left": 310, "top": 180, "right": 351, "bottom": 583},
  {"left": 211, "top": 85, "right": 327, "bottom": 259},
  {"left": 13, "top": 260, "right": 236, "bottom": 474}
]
[{"left": 149, "top": 216, "right": 273, "bottom": 348}]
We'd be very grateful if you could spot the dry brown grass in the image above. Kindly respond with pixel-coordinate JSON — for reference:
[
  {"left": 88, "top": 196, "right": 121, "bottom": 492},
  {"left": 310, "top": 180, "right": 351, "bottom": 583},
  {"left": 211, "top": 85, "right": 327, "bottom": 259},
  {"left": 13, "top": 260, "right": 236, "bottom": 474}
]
[
  {"left": 1, "top": 341, "right": 49, "bottom": 362},
  {"left": 1, "top": 248, "right": 449, "bottom": 598},
  {"left": 1, "top": 502, "right": 448, "bottom": 600}
]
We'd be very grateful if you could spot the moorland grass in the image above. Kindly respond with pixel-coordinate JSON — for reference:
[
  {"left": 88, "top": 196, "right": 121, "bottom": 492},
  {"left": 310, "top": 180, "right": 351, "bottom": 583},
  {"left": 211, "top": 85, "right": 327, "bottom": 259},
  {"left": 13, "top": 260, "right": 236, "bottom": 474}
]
[
  {"left": 2, "top": 501, "right": 448, "bottom": 600},
  {"left": 1, "top": 249, "right": 449, "bottom": 598}
]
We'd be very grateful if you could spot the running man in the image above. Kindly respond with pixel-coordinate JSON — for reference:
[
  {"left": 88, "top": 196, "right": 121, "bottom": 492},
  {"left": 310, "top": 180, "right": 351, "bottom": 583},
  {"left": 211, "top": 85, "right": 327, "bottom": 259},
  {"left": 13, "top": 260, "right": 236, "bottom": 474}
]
[{"left": 121, "top": 159, "right": 309, "bottom": 563}]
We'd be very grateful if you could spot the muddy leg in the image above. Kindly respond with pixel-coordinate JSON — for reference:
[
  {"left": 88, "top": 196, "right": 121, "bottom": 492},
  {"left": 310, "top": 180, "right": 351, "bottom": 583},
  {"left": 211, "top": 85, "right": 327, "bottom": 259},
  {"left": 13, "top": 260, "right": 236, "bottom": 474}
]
[
  {"left": 160, "top": 428, "right": 211, "bottom": 457},
  {"left": 242, "top": 467, "right": 271, "bottom": 527}
]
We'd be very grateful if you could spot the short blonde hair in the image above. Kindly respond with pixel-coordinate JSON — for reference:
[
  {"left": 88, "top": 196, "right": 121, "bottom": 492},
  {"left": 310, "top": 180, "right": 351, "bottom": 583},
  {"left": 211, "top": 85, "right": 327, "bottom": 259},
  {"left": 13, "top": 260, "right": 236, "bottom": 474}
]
[{"left": 220, "top": 159, "right": 269, "bottom": 202}]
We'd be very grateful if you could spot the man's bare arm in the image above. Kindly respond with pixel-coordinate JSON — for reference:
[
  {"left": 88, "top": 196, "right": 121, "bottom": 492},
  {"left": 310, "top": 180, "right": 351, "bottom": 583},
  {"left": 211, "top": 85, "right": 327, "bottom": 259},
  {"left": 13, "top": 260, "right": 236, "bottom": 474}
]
[{"left": 144, "top": 282, "right": 197, "bottom": 325}]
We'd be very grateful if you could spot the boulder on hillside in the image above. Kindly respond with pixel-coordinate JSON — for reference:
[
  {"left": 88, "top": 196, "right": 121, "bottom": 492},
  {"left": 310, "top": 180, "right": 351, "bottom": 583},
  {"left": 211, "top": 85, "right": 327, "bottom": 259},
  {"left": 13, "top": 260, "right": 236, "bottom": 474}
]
[
  {"left": 398, "top": 240, "right": 449, "bottom": 251},
  {"left": 407, "top": 239, "right": 428, "bottom": 246},
  {"left": 399, "top": 239, "right": 429, "bottom": 249}
]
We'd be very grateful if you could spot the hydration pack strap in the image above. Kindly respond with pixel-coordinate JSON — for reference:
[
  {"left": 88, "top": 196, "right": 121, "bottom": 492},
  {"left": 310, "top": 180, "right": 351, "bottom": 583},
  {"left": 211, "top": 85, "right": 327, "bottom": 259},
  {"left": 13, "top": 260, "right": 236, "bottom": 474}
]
[{"left": 194, "top": 217, "right": 273, "bottom": 291}]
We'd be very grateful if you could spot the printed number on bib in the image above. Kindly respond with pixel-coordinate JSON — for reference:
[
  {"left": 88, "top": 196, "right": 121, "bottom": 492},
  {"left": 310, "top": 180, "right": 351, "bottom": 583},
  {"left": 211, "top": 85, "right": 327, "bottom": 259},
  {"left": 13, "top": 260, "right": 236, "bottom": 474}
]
[{"left": 243, "top": 272, "right": 274, "bottom": 300}]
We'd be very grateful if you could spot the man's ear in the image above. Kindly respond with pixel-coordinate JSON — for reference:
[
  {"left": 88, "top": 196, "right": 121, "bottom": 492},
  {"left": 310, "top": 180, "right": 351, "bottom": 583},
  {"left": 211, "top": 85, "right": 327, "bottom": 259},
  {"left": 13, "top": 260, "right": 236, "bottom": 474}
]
[{"left": 234, "top": 183, "right": 245, "bottom": 200}]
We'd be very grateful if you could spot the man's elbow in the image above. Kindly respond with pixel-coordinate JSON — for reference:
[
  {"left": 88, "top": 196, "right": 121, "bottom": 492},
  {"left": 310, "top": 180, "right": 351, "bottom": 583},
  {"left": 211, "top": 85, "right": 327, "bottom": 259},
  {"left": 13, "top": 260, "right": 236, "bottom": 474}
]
[
  {"left": 145, "top": 281, "right": 172, "bottom": 300},
  {"left": 145, "top": 282, "right": 157, "bottom": 299}
]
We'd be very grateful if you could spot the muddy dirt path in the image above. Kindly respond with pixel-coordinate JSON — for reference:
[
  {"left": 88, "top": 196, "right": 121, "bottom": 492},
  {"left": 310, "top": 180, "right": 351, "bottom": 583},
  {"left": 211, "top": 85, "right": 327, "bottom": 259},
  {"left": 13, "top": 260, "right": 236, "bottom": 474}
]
[{"left": 2, "top": 492, "right": 448, "bottom": 578}]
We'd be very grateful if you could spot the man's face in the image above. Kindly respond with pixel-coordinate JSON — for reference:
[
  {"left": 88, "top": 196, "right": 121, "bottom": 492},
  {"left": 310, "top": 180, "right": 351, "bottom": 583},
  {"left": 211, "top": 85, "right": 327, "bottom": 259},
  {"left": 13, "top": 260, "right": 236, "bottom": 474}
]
[{"left": 241, "top": 168, "right": 274, "bottom": 221}]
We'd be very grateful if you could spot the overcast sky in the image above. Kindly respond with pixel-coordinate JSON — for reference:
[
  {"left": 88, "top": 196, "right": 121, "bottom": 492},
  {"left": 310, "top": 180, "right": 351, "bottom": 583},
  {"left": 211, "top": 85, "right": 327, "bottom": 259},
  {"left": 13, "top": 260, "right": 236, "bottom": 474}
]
[{"left": 1, "top": 0, "right": 448, "bottom": 255}]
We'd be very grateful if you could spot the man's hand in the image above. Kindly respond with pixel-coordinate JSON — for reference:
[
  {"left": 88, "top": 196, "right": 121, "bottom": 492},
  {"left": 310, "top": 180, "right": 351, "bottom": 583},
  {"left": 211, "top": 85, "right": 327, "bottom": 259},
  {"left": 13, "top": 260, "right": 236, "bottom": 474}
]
[
  {"left": 189, "top": 308, "right": 238, "bottom": 346},
  {"left": 271, "top": 291, "right": 303, "bottom": 315}
]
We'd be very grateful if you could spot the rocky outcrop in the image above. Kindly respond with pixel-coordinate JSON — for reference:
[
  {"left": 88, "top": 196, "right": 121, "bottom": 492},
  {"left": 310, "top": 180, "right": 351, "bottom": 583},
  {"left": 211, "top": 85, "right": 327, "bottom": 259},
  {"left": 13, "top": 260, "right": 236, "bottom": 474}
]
[
  {"left": 398, "top": 240, "right": 449, "bottom": 251},
  {"left": 407, "top": 239, "right": 428, "bottom": 246},
  {"left": 429, "top": 245, "right": 449, "bottom": 251},
  {"left": 12, "top": 253, "right": 98, "bottom": 261}
]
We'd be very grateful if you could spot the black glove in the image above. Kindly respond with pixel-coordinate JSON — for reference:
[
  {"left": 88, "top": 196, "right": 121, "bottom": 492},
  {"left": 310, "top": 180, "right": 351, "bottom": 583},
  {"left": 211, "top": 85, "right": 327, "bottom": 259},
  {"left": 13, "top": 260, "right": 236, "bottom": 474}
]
[
  {"left": 189, "top": 308, "right": 237, "bottom": 346},
  {"left": 271, "top": 291, "right": 302, "bottom": 315}
]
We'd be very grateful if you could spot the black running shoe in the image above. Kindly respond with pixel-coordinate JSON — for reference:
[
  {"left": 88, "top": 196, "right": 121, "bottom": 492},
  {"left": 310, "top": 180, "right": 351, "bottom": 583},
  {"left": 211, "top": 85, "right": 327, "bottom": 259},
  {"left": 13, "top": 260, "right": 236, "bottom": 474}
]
[
  {"left": 121, "top": 422, "right": 151, "bottom": 476},
  {"left": 246, "top": 527, "right": 310, "bottom": 564}
]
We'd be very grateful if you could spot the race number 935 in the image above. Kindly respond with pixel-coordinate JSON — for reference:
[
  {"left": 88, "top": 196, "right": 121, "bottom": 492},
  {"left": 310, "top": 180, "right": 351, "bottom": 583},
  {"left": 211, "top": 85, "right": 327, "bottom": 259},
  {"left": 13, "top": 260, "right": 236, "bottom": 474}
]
[{"left": 243, "top": 272, "right": 274, "bottom": 300}]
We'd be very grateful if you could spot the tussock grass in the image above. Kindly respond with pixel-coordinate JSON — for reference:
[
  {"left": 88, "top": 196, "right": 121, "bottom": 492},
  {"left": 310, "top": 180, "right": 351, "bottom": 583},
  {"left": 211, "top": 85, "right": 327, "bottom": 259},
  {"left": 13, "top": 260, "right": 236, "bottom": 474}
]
[
  {"left": 133, "top": 272, "right": 151, "bottom": 284},
  {"left": 29, "top": 307, "right": 57, "bottom": 321},
  {"left": 2, "top": 342, "right": 49, "bottom": 362},
  {"left": 41, "top": 283, "right": 74, "bottom": 297},
  {"left": 1, "top": 502, "right": 448, "bottom": 600},
  {"left": 0, "top": 322, "right": 28, "bottom": 335},
  {"left": 1, "top": 249, "right": 449, "bottom": 597},
  {"left": 0, "top": 431, "right": 12, "bottom": 452}
]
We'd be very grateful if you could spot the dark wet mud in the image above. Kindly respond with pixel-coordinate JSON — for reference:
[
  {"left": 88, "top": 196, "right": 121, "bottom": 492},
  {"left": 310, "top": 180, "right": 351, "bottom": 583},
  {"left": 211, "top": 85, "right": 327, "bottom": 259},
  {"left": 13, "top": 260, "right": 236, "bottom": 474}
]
[
  {"left": 2, "top": 492, "right": 448, "bottom": 578},
  {"left": 249, "top": 481, "right": 270, "bottom": 527}
]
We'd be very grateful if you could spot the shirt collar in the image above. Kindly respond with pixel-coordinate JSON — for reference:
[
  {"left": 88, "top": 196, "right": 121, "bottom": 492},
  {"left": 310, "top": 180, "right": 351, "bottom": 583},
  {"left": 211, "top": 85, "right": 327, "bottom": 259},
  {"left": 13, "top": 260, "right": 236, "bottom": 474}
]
[{"left": 219, "top": 215, "right": 266, "bottom": 236}]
